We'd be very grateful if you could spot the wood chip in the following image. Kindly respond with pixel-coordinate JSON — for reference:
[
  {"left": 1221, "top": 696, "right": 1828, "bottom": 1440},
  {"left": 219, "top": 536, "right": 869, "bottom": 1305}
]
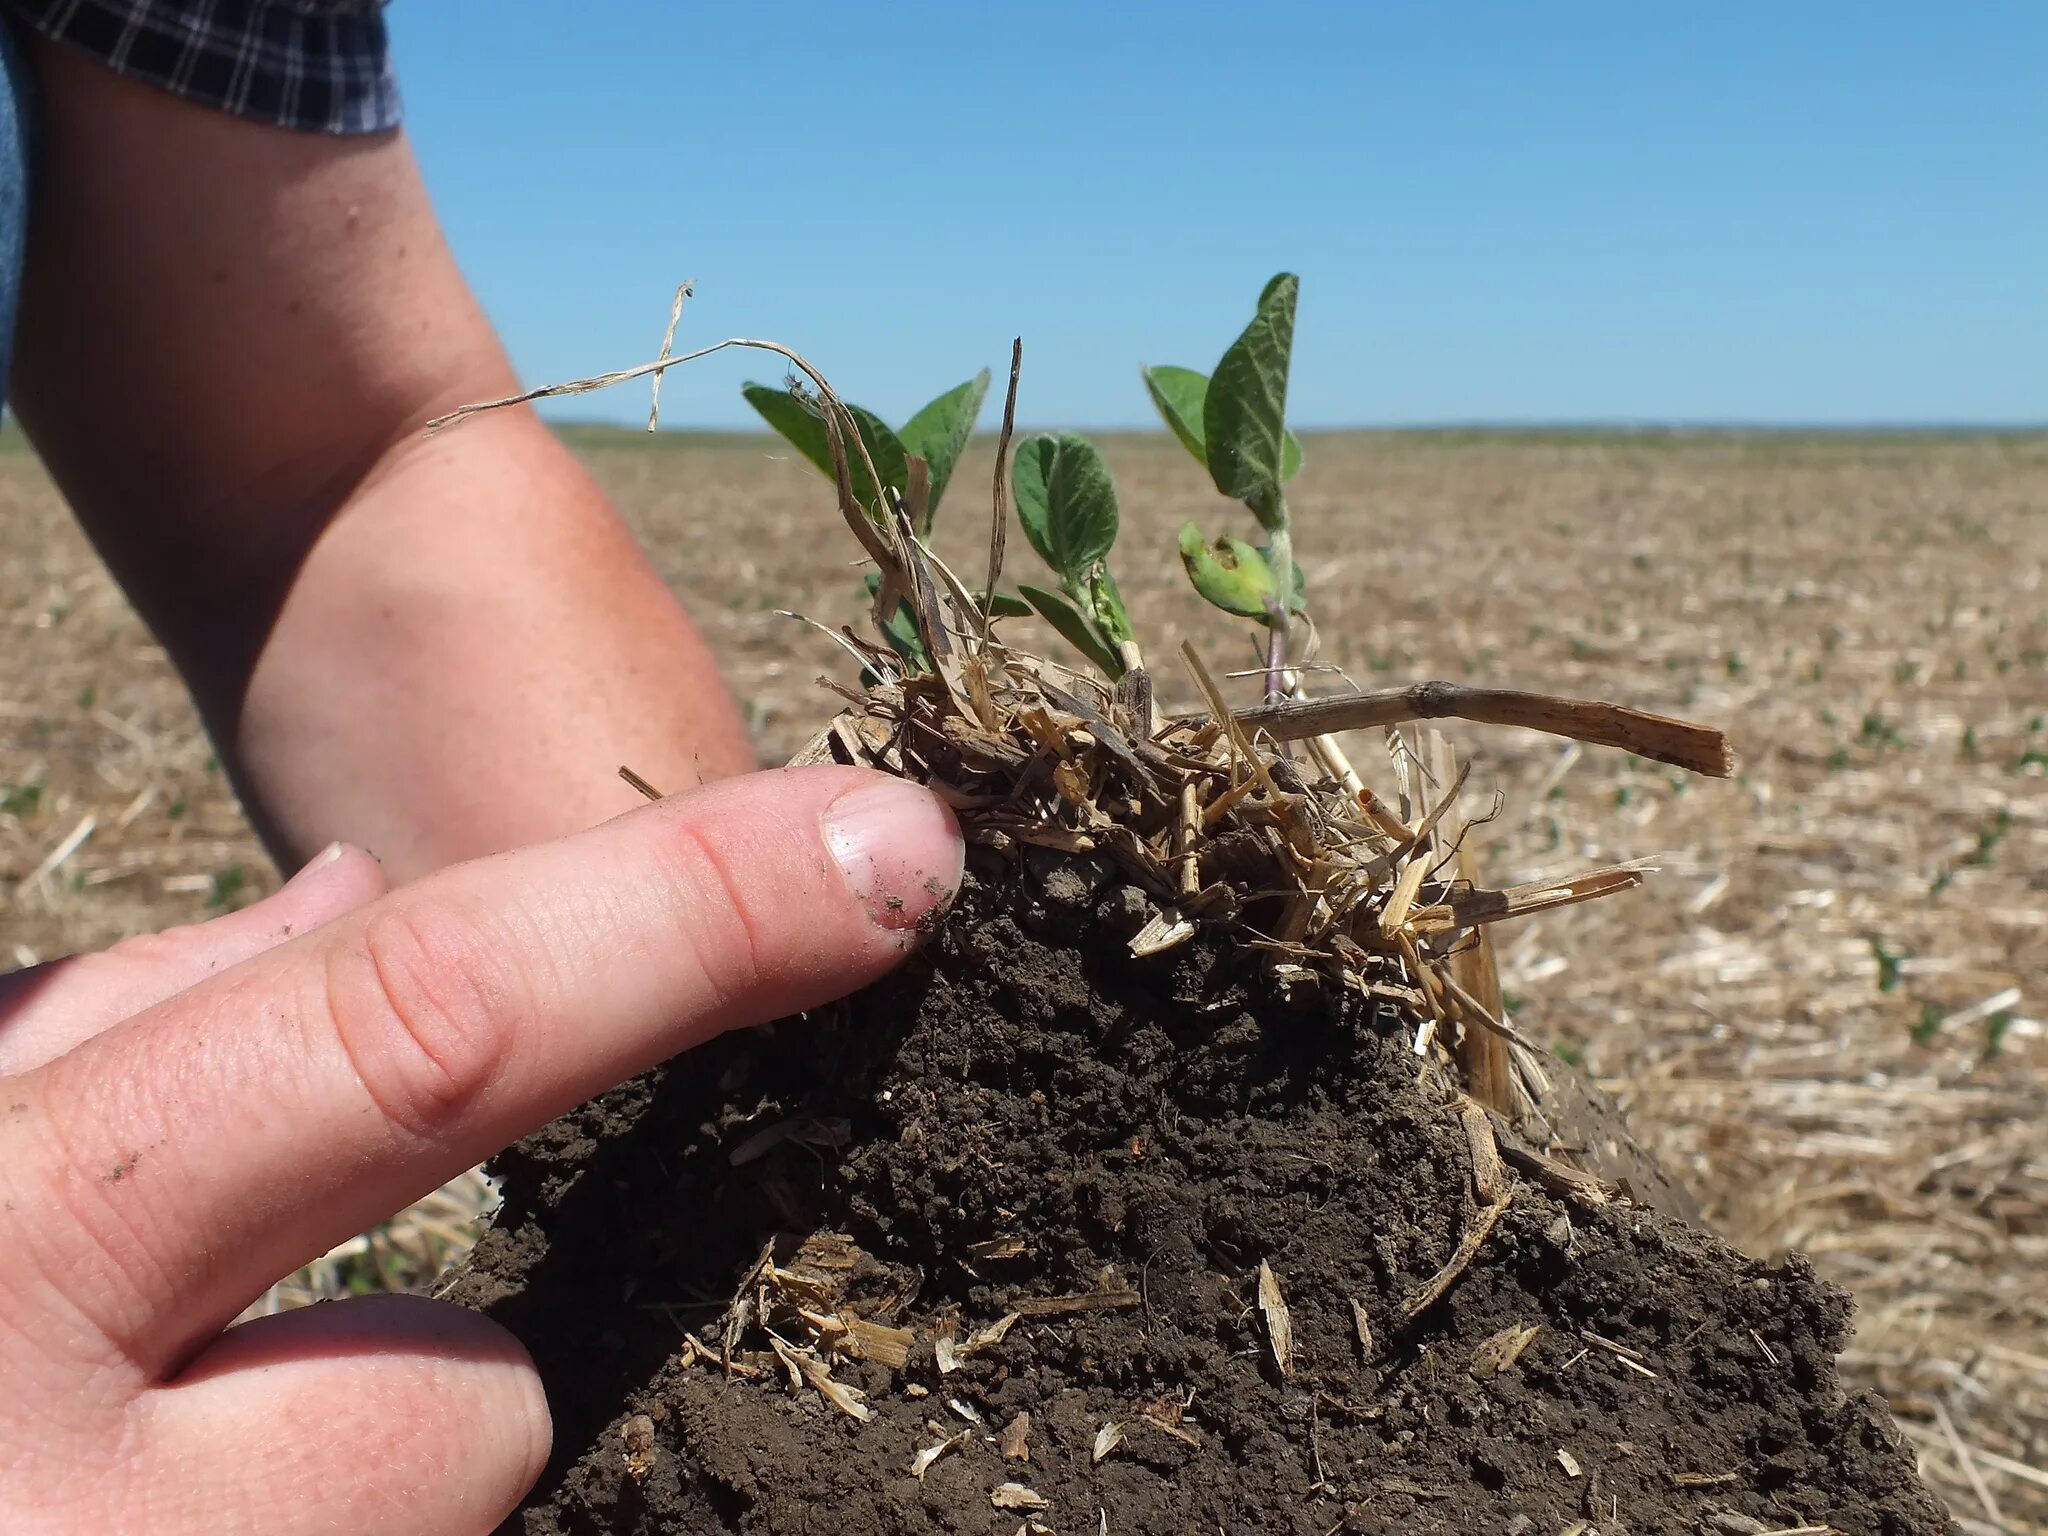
[
  {"left": 769, "top": 1337, "right": 873, "bottom": 1422},
  {"left": 1469, "top": 1322, "right": 1542, "bottom": 1378},
  {"left": 910, "top": 1431, "right": 969, "bottom": 1479},
  {"left": 1093, "top": 1421, "right": 1125, "bottom": 1463},
  {"left": 1402, "top": 1194, "right": 1513, "bottom": 1319},
  {"left": 1128, "top": 906, "right": 1197, "bottom": 957},
  {"left": 1351, "top": 1299, "right": 1376, "bottom": 1361},
  {"left": 967, "top": 1236, "right": 1028, "bottom": 1260},
  {"left": 1456, "top": 1096, "right": 1509, "bottom": 1205},
  {"left": 1257, "top": 1260, "right": 1294, "bottom": 1376},
  {"left": 1557, "top": 1448, "right": 1583, "bottom": 1477},
  {"left": 992, "top": 1482, "right": 1050, "bottom": 1511},
  {"left": 1010, "top": 1289, "right": 1137, "bottom": 1317},
  {"left": 838, "top": 1315, "right": 913, "bottom": 1369},
  {"left": 1000, "top": 1412, "right": 1032, "bottom": 1462},
  {"left": 948, "top": 1397, "right": 985, "bottom": 1425},
  {"left": 956, "top": 1312, "right": 1022, "bottom": 1357}
]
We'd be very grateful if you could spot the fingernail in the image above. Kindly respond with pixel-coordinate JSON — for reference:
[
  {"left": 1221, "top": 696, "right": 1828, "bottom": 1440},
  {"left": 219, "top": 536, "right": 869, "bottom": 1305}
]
[
  {"left": 282, "top": 841, "right": 347, "bottom": 888},
  {"left": 822, "top": 778, "right": 964, "bottom": 932}
]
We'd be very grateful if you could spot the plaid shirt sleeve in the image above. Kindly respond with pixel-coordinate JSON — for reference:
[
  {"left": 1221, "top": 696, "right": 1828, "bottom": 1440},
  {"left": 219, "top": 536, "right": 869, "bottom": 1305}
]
[{"left": 1, "top": 0, "right": 399, "bottom": 134}]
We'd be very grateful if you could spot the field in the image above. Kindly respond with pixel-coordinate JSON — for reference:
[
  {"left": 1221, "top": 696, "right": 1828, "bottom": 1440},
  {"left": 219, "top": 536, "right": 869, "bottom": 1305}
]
[{"left": 4, "top": 428, "right": 2045, "bottom": 1528}]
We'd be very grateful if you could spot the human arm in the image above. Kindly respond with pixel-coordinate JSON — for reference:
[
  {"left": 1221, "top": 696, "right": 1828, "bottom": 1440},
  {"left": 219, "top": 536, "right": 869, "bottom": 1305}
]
[{"left": 7, "top": 37, "right": 754, "bottom": 882}]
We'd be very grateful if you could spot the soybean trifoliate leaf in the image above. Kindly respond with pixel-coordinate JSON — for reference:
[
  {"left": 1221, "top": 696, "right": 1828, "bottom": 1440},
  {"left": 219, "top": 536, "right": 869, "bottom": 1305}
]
[
  {"left": 742, "top": 383, "right": 913, "bottom": 521},
  {"left": 1203, "top": 272, "right": 1299, "bottom": 525},
  {"left": 1018, "top": 583, "right": 1123, "bottom": 678},
  {"left": 742, "top": 381, "right": 835, "bottom": 481},
  {"left": 1141, "top": 364, "right": 1209, "bottom": 463},
  {"left": 1010, "top": 433, "right": 1061, "bottom": 572},
  {"left": 1013, "top": 432, "right": 1120, "bottom": 579},
  {"left": 845, "top": 405, "right": 912, "bottom": 521},
  {"left": 1045, "top": 431, "right": 1120, "bottom": 574},
  {"left": 897, "top": 370, "right": 990, "bottom": 520},
  {"left": 1178, "top": 523, "right": 1281, "bottom": 621}
]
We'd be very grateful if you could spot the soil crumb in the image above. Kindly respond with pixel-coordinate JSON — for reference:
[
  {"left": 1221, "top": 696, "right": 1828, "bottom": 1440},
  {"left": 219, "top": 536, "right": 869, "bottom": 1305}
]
[{"left": 450, "top": 856, "right": 1952, "bottom": 1535}]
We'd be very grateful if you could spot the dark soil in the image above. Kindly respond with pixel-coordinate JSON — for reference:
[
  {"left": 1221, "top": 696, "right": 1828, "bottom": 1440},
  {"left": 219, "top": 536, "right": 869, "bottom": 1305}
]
[{"left": 449, "top": 851, "right": 1952, "bottom": 1536}]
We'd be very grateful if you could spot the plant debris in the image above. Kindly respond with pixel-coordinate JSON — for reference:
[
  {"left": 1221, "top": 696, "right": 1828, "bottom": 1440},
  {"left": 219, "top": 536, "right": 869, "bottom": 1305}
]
[{"left": 1255, "top": 1260, "right": 1294, "bottom": 1376}]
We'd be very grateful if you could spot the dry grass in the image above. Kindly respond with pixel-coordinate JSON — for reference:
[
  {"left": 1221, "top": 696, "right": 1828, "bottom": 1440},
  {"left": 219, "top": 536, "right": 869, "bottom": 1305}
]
[{"left": 4, "top": 427, "right": 2044, "bottom": 1529}]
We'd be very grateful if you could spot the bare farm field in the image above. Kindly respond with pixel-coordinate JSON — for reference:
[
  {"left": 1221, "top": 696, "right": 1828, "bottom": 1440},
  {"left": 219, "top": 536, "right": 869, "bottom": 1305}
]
[{"left": 5, "top": 428, "right": 2046, "bottom": 1527}]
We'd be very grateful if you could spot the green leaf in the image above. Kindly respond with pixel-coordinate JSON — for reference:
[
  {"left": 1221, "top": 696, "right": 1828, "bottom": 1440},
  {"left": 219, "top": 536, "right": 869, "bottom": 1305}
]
[
  {"left": 845, "top": 406, "right": 912, "bottom": 520},
  {"left": 1018, "top": 582, "right": 1123, "bottom": 677},
  {"left": 742, "top": 381, "right": 835, "bottom": 479},
  {"left": 863, "top": 571, "right": 930, "bottom": 671},
  {"left": 740, "top": 382, "right": 913, "bottom": 519},
  {"left": 1202, "top": 272, "right": 1299, "bottom": 524},
  {"left": 1179, "top": 523, "right": 1282, "bottom": 621},
  {"left": 897, "top": 370, "right": 990, "bottom": 519},
  {"left": 1142, "top": 365, "right": 1209, "bottom": 462},
  {"left": 1010, "top": 434, "right": 1060, "bottom": 571},
  {"left": 975, "top": 590, "right": 1033, "bottom": 619},
  {"left": 1146, "top": 365, "right": 1300, "bottom": 481},
  {"left": 1012, "top": 432, "right": 1120, "bottom": 579}
]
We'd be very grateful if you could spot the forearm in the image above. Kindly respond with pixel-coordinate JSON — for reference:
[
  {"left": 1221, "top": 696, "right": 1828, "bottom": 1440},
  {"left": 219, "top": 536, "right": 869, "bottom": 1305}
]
[
  {"left": 6, "top": 43, "right": 752, "bottom": 882},
  {"left": 225, "top": 409, "right": 754, "bottom": 879}
]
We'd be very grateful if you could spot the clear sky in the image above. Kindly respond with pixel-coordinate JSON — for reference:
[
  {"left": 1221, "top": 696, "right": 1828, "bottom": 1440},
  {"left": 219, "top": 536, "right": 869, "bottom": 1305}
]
[{"left": 389, "top": 2, "right": 2046, "bottom": 431}]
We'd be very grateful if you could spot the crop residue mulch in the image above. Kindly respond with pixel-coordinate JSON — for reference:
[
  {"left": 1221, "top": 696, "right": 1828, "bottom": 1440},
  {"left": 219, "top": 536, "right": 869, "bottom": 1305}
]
[{"left": 450, "top": 860, "right": 1951, "bottom": 1535}]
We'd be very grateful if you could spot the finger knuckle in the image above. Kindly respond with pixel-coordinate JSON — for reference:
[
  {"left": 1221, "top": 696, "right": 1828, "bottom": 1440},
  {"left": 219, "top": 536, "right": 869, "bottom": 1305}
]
[
  {"left": 327, "top": 899, "right": 523, "bottom": 1141},
  {"left": 659, "top": 823, "right": 770, "bottom": 1017}
]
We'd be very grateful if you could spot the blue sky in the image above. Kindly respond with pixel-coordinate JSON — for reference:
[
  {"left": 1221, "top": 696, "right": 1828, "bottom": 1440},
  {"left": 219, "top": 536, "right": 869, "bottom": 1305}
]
[{"left": 390, "top": 2, "right": 2046, "bottom": 430}]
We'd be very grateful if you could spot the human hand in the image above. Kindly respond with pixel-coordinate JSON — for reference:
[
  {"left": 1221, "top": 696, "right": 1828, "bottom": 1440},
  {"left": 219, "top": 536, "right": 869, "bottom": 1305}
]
[{"left": 0, "top": 766, "right": 962, "bottom": 1535}]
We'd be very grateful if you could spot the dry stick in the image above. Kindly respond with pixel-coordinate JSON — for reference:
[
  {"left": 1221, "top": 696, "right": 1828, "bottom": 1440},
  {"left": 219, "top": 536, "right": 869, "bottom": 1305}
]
[
  {"left": 1279, "top": 665, "right": 1414, "bottom": 841},
  {"left": 618, "top": 766, "right": 665, "bottom": 802},
  {"left": 981, "top": 338, "right": 1023, "bottom": 628},
  {"left": 426, "top": 329, "right": 899, "bottom": 592},
  {"left": 1179, "top": 642, "right": 1284, "bottom": 805},
  {"left": 1402, "top": 1194, "right": 1512, "bottom": 1320},
  {"left": 1215, "top": 682, "right": 1735, "bottom": 778},
  {"left": 644, "top": 280, "right": 692, "bottom": 431}
]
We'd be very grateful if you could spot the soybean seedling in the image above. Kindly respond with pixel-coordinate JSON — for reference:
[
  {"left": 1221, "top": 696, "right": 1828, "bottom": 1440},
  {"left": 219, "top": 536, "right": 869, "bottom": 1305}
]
[
  {"left": 1144, "top": 274, "right": 1307, "bottom": 696},
  {"left": 745, "top": 370, "right": 992, "bottom": 670},
  {"left": 1009, "top": 432, "right": 1137, "bottom": 679}
]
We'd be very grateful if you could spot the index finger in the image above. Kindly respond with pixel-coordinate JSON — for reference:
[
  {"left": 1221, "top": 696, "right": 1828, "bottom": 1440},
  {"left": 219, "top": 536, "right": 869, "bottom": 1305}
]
[{"left": 0, "top": 766, "right": 961, "bottom": 1375}]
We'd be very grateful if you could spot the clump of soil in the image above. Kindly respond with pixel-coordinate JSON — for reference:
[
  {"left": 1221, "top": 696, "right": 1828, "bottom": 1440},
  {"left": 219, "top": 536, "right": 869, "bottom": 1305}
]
[{"left": 450, "top": 852, "right": 1950, "bottom": 1535}]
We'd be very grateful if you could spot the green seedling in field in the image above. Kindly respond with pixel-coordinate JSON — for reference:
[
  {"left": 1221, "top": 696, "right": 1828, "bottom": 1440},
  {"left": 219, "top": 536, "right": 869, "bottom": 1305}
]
[
  {"left": 743, "top": 370, "right": 990, "bottom": 529},
  {"left": 1870, "top": 938, "right": 1908, "bottom": 995},
  {"left": 1010, "top": 431, "right": 1135, "bottom": 678},
  {"left": 1143, "top": 275, "right": 1307, "bottom": 675},
  {"left": 745, "top": 370, "right": 992, "bottom": 671}
]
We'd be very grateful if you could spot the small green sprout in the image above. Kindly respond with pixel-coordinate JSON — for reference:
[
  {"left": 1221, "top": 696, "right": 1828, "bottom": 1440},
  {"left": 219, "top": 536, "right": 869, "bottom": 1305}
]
[
  {"left": 1911, "top": 1002, "right": 1942, "bottom": 1048},
  {"left": 1870, "top": 939, "right": 1908, "bottom": 994},
  {"left": 1144, "top": 274, "right": 1306, "bottom": 685},
  {"left": 745, "top": 369, "right": 992, "bottom": 672},
  {"left": 743, "top": 371, "right": 989, "bottom": 531},
  {"left": 1011, "top": 431, "right": 1134, "bottom": 678}
]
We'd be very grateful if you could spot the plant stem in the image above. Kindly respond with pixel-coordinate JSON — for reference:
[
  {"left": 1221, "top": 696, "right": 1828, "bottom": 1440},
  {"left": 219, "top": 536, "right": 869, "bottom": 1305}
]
[{"left": 1262, "top": 515, "right": 1294, "bottom": 702}]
